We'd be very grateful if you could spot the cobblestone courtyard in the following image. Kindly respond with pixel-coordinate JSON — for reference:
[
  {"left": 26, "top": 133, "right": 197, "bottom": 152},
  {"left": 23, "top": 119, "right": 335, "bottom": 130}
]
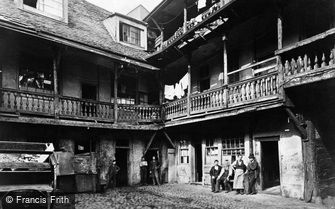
[{"left": 75, "top": 184, "right": 325, "bottom": 209}]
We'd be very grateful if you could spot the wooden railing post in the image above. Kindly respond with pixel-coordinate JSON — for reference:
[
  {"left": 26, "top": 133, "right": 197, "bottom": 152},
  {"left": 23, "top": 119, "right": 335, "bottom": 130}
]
[
  {"left": 223, "top": 35, "right": 229, "bottom": 107},
  {"left": 53, "top": 47, "right": 62, "bottom": 118},
  {"left": 114, "top": 64, "right": 118, "bottom": 124},
  {"left": 186, "top": 55, "right": 192, "bottom": 117}
]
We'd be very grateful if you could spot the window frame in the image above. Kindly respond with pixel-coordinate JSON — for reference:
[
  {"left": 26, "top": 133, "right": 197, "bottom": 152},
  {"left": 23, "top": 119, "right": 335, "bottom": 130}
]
[
  {"left": 119, "top": 22, "right": 142, "bottom": 47},
  {"left": 16, "top": 0, "right": 68, "bottom": 23}
]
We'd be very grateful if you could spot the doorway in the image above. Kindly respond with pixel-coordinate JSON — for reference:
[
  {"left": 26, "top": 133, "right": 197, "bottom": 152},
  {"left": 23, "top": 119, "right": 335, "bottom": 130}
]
[
  {"left": 261, "top": 140, "right": 280, "bottom": 189},
  {"left": 115, "top": 148, "right": 128, "bottom": 186},
  {"left": 194, "top": 143, "right": 203, "bottom": 182}
]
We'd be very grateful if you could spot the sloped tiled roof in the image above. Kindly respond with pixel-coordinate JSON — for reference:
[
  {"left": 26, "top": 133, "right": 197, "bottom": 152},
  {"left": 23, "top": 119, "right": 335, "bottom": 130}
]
[{"left": 0, "top": 0, "right": 151, "bottom": 63}]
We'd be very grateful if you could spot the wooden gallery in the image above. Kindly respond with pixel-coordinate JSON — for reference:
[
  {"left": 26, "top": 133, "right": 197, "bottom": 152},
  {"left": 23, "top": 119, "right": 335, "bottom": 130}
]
[{"left": 0, "top": 0, "right": 334, "bottom": 207}]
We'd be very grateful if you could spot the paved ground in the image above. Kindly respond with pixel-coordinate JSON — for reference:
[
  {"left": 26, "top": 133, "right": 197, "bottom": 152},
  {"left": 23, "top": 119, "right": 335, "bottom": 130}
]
[{"left": 75, "top": 184, "right": 325, "bottom": 209}]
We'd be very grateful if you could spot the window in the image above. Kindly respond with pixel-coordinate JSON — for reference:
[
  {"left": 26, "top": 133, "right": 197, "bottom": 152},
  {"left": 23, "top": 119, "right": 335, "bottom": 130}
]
[
  {"left": 120, "top": 23, "right": 141, "bottom": 46},
  {"left": 206, "top": 139, "right": 218, "bottom": 156},
  {"left": 222, "top": 138, "right": 245, "bottom": 156},
  {"left": 179, "top": 140, "right": 189, "bottom": 164},
  {"left": 19, "top": 53, "right": 53, "bottom": 93},
  {"left": 111, "top": 75, "right": 136, "bottom": 105},
  {"left": 21, "top": 0, "right": 67, "bottom": 21}
]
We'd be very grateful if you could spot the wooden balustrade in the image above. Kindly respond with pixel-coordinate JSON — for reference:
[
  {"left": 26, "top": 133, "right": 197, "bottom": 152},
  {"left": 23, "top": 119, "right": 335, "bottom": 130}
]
[
  {"left": 190, "top": 87, "right": 226, "bottom": 114},
  {"left": 0, "top": 88, "right": 162, "bottom": 123},
  {"left": 228, "top": 71, "right": 279, "bottom": 106},
  {"left": 283, "top": 45, "right": 335, "bottom": 77},
  {"left": 163, "top": 98, "right": 187, "bottom": 120},
  {"left": 0, "top": 88, "right": 55, "bottom": 116},
  {"left": 59, "top": 96, "right": 114, "bottom": 121},
  {"left": 118, "top": 104, "right": 162, "bottom": 123}
]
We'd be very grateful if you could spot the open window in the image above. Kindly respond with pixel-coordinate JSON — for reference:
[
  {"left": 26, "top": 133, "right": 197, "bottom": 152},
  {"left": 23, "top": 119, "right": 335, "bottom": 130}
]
[
  {"left": 20, "top": 0, "right": 67, "bottom": 22},
  {"left": 112, "top": 75, "right": 137, "bottom": 105},
  {"left": 19, "top": 53, "right": 53, "bottom": 94}
]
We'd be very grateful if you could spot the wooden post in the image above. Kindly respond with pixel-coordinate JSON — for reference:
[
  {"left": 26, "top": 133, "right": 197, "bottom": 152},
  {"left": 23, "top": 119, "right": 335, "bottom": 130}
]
[
  {"left": 222, "top": 36, "right": 229, "bottom": 107},
  {"left": 187, "top": 56, "right": 192, "bottom": 117},
  {"left": 159, "top": 72, "right": 165, "bottom": 105},
  {"left": 53, "top": 47, "right": 61, "bottom": 118},
  {"left": 277, "top": 14, "right": 283, "bottom": 50},
  {"left": 114, "top": 64, "right": 118, "bottom": 124},
  {"left": 183, "top": 0, "right": 188, "bottom": 33},
  {"left": 223, "top": 36, "right": 228, "bottom": 85}
]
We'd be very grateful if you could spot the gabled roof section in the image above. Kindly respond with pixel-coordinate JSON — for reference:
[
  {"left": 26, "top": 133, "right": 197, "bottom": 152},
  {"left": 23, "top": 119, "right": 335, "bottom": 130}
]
[
  {"left": 0, "top": 0, "right": 155, "bottom": 68},
  {"left": 127, "top": 4, "right": 150, "bottom": 21}
]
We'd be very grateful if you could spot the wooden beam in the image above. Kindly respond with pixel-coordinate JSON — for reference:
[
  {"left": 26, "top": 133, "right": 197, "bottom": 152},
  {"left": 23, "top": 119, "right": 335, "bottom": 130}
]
[
  {"left": 183, "top": 1, "right": 188, "bottom": 33},
  {"left": 143, "top": 132, "right": 157, "bottom": 155},
  {"left": 0, "top": 162, "right": 51, "bottom": 170},
  {"left": 53, "top": 47, "right": 62, "bottom": 118},
  {"left": 163, "top": 131, "right": 176, "bottom": 149},
  {"left": 114, "top": 63, "right": 118, "bottom": 124},
  {"left": 223, "top": 36, "right": 228, "bottom": 85},
  {"left": 187, "top": 62, "right": 191, "bottom": 117},
  {"left": 0, "top": 115, "right": 163, "bottom": 130},
  {"left": 277, "top": 14, "right": 283, "bottom": 50},
  {"left": 276, "top": 27, "right": 335, "bottom": 55},
  {"left": 285, "top": 108, "right": 307, "bottom": 140}
]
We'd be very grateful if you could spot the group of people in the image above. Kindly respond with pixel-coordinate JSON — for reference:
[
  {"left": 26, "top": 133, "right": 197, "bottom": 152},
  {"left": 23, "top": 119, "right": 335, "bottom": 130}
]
[
  {"left": 210, "top": 154, "right": 259, "bottom": 195},
  {"left": 104, "top": 156, "right": 161, "bottom": 191}
]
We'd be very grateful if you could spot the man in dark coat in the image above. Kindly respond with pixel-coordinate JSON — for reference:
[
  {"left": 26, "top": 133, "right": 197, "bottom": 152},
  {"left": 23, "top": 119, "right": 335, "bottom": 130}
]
[
  {"left": 140, "top": 156, "right": 148, "bottom": 185},
  {"left": 246, "top": 154, "right": 259, "bottom": 194},
  {"left": 149, "top": 156, "right": 160, "bottom": 185},
  {"left": 107, "top": 159, "right": 120, "bottom": 188},
  {"left": 209, "top": 160, "right": 222, "bottom": 193}
]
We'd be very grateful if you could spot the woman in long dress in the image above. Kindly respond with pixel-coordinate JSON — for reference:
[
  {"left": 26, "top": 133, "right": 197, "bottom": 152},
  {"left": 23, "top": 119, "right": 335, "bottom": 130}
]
[{"left": 232, "top": 155, "right": 246, "bottom": 194}]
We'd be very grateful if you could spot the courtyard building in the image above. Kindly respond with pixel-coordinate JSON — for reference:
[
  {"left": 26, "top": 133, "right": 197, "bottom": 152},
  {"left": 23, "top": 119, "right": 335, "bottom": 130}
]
[{"left": 0, "top": 0, "right": 334, "bottom": 208}]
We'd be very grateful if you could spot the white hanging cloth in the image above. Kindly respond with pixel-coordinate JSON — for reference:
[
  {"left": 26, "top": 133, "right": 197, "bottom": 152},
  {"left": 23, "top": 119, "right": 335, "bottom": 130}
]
[{"left": 198, "top": 0, "right": 206, "bottom": 10}]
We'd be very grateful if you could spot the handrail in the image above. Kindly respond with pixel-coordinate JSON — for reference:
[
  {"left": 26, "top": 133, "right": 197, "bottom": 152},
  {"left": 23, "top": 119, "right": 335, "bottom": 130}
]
[
  {"left": 227, "top": 57, "right": 277, "bottom": 76},
  {"left": 228, "top": 70, "right": 278, "bottom": 88}
]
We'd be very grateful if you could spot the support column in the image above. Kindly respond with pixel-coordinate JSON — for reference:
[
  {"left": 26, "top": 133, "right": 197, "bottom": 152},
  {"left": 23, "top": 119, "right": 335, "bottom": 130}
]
[
  {"left": 53, "top": 47, "right": 61, "bottom": 117},
  {"left": 187, "top": 60, "right": 192, "bottom": 116},
  {"left": 277, "top": 14, "right": 283, "bottom": 50},
  {"left": 114, "top": 64, "right": 118, "bottom": 124},
  {"left": 222, "top": 36, "right": 229, "bottom": 107},
  {"left": 183, "top": 1, "right": 188, "bottom": 33}
]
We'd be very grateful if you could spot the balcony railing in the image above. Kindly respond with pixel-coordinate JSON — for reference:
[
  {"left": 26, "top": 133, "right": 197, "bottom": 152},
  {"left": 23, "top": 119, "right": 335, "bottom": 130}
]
[
  {"left": 190, "top": 87, "right": 226, "bottom": 114},
  {"left": 282, "top": 45, "right": 335, "bottom": 78},
  {"left": 0, "top": 88, "right": 161, "bottom": 124},
  {"left": 228, "top": 71, "right": 279, "bottom": 106},
  {"left": 164, "top": 69, "right": 281, "bottom": 121},
  {"left": 163, "top": 98, "right": 187, "bottom": 120},
  {"left": 158, "top": 0, "right": 230, "bottom": 51}
]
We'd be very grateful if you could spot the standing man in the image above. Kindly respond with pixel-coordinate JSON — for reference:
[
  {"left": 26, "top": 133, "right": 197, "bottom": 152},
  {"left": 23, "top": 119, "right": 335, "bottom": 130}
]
[
  {"left": 108, "top": 159, "right": 120, "bottom": 189},
  {"left": 209, "top": 160, "right": 222, "bottom": 193},
  {"left": 140, "top": 156, "right": 148, "bottom": 185},
  {"left": 246, "top": 154, "right": 259, "bottom": 195},
  {"left": 149, "top": 156, "right": 160, "bottom": 185}
]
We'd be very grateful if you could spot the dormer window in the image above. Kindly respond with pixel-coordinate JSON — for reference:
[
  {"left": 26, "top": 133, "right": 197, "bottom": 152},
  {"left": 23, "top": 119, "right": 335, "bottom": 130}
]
[
  {"left": 120, "top": 23, "right": 141, "bottom": 47},
  {"left": 18, "top": 0, "right": 68, "bottom": 22}
]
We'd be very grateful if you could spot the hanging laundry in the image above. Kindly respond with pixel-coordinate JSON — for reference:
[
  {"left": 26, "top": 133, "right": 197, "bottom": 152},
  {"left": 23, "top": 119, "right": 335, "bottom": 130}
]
[{"left": 198, "top": 0, "right": 206, "bottom": 10}]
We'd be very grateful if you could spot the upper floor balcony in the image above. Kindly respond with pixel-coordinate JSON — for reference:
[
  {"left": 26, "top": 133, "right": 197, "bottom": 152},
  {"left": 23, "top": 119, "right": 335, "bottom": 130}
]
[
  {"left": 163, "top": 57, "right": 283, "bottom": 123},
  {"left": 0, "top": 88, "right": 162, "bottom": 125}
]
